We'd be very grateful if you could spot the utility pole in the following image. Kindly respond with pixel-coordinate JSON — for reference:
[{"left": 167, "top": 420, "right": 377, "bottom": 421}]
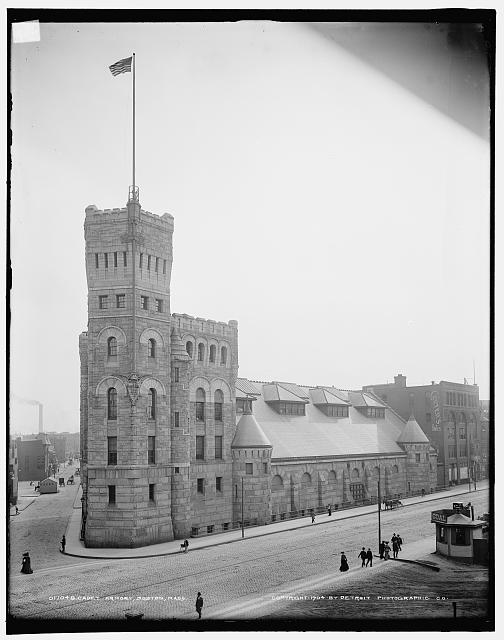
[
  {"left": 241, "top": 478, "right": 244, "bottom": 539},
  {"left": 377, "top": 467, "right": 382, "bottom": 553}
]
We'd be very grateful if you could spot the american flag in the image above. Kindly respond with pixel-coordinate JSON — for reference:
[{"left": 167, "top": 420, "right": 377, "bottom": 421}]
[{"left": 109, "top": 57, "right": 132, "bottom": 76}]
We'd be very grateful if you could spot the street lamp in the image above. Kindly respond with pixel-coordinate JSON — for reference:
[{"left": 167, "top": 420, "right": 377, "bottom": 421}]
[{"left": 377, "top": 466, "right": 382, "bottom": 554}]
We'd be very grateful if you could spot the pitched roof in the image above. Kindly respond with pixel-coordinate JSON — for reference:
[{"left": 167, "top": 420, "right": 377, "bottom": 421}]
[
  {"left": 263, "top": 383, "right": 308, "bottom": 403},
  {"left": 310, "top": 387, "right": 351, "bottom": 406},
  {"left": 397, "top": 415, "right": 430, "bottom": 443},
  {"left": 231, "top": 412, "right": 272, "bottom": 449},
  {"left": 236, "top": 378, "right": 262, "bottom": 396}
]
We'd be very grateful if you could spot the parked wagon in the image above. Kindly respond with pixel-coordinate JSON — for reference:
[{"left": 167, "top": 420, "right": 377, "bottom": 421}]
[
  {"left": 384, "top": 499, "right": 403, "bottom": 510},
  {"left": 66, "top": 475, "right": 75, "bottom": 485},
  {"left": 58, "top": 477, "right": 65, "bottom": 487}
]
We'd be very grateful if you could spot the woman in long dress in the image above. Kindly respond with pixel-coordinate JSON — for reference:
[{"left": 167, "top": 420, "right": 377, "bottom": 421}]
[{"left": 339, "top": 552, "right": 349, "bottom": 572}]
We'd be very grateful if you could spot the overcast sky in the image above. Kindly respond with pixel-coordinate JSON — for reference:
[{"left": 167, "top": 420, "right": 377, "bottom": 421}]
[{"left": 10, "top": 18, "right": 491, "bottom": 434}]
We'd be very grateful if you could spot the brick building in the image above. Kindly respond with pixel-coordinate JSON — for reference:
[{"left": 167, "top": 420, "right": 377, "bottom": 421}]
[
  {"left": 16, "top": 437, "right": 50, "bottom": 482},
  {"left": 363, "top": 374, "right": 485, "bottom": 487},
  {"left": 9, "top": 439, "right": 19, "bottom": 505},
  {"left": 80, "top": 194, "right": 437, "bottom": 548}
]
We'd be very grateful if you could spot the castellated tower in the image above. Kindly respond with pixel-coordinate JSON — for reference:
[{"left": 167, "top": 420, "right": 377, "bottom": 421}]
[{"left": 80, "top": 194, "right": 175, "bottom": 547}]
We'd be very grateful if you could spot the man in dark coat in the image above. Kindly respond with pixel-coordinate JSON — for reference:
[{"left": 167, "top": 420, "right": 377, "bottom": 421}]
[
  {"left": 328, "top": 505, "right": 332, "bottom": 517},
  {"left": 61, "top": 535, "right": 66, "bottom": 553},
  {"left": 196, "top": 592, "right": 203, "bottom": 619},
  {"left": 366, "top": 548, "right": 373, "bottom": 567},
  {"left": 358, "top": 547, "right": 367, "bottom": 567},
  {"left": 339, "top": 552, "right": 349, "bottom": 572},
  {"left": 397, "top": 534, "right": 403, "bottom": 551},
  {"left": 392, "top": 539, "right": 399, "bottom": 559}
]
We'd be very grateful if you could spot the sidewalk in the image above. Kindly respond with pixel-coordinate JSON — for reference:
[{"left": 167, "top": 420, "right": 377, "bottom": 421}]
[{"left": 64, "top": 480, "right": 489, "bottom": 560}]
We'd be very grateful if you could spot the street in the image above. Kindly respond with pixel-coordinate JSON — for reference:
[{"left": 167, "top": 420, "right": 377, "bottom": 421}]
[{"left": 9, "top": 486, "right": 489, "bottom": 627}]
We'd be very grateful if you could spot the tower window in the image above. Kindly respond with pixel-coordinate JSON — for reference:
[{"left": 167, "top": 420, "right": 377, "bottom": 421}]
[
  {"left": 163, "top": 259, "right": 167, "bottom": 274},
  {"left": 148, "top": 436, "right": 156, "bottom": 464},
  {"left": 264, "top": 462, "right": 268, "bottom": 474},
  {"left": 186, "top": 342, "right": 193, "bottom": 358},
  {"left": 214, "top": 389, "right": 224, "bottom": 422},
  {"left": 148, "top": 388, "right": 156, "bottom": 419},
  {"left": 198, "top": 343, "right": 205, "bottom": 362},
  {"left": 148, "top": 338, "right": 156, "bottom": 358},
  {"left": 155, "top": 299, "right": 163, "bottom": 313},
  {"left": 141, "top": 296, "right": 148, "bottom": 310},
  {"left": 104, "top": 253, "right": 108, "bottom": 269},
  {"left": 197, "top": 478, "right": 205, "bottom": 494},
  {"left": 155, "top": 257, "right": 159, "bottom": 272},
  {"left": 415, "top": 453, "right": 421, "bottom": 463},
  {"left": 174, "top": 367, "right": 179, "bottom": 383},
  {"left": 99, "top": 295, "right": 108, "bottom": 310},
  {"left": 107, "top": 388, "right": 117, "bottom": 420},
  {"left": 216, "top": 477, "right": 222, "bottom": 492},
  {"left": 196, "top": 435, "right": 205, "bottom": 460},
  {"left": 107, "top": 436, "right": 117, "bottom": 465},
  {"left": 107, "top": 336, "right": 117, "bottom": 358},
  {"left": 174, "top": 411, "right": 180, "bottom": 428},
  {"left": 108, "top": 485, "right": 116, "bottom": 504},
  {"left": 139, "top": 253, "right": 143, "bottom": 269},
  {"left": 246, "top": 463, "right": 253, "bottom": 475},
  {"left": 116, "top": 294, "right": 125, "bottom": 309},
  {"left": 149, "top": 484, "right": 155, "bottom": 502},
  {"left": 196, "top": 388, "right": 205, "bottom": 422},
  {"left": 209, "top": 344, "right": 216, "bottom": 363},
  {"left": 215, "top": 435, "right": 223, "bottom": 459},
  {"left": 95, "top": 253, "right": 99, "bottom": 269},
  {"left": 114, "top": 252, "right": 118, "bottom": 268},
  {"left": 123, "top": 251, "right": 127, "bottom": 267},
  {"left": 147, "top": 255, "right": 151, "bottom": 270},
  {"left": 220, "top": 346, "right": 228, "bottom": 366}
]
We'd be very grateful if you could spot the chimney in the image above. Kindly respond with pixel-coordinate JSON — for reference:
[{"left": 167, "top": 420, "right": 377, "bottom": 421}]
[
  {"left": 431, "top": 381, "right": 435, "bottom": 385},
  {"left": 408, "top": 393, "right": 415, "bottom": 417},
  {"left": 394, "top": 374, "right": 407, "bottom": 388},
  {"left": 38, "top": 403, "right": 43, "bottom": 433}
]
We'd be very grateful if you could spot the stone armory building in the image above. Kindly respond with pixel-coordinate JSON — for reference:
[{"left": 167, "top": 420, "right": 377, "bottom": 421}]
[{"left": 80, "top": 194, "right": 437, "bottom": 548}]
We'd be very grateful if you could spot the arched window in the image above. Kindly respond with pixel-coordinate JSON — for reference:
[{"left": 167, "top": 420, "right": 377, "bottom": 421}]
[
  {"left": 351, "top": 468, "right": 360, "bottom": 480},
  {"left": 209, "top": 344, "right": 216, "bottom": 363},
  {"left": 107, "top": 387, "right": 117, "bottom": 420},
  {"left": 392, "top": 465, "right": 399, "bottom": 474},
  {"left": 220, "top": 346, "right": 227, "bottom": 366},
  {"left": 301, "top": 472, "right": 312, "bottom": 486},
  {"left": 214, "top": 389, "right": 224, "bottom": 422},
  {"left": 148, "top": 388, "right": 156, "bottom": 420},
  {"left": 196, "top": 388, "right": 205, "bottom": 422},
  {"left": 272, "top": 475, "right": 284, "bottom": 491},
  {"left": 373, "top": 466, "right": 380, "bottom": 477},
  {"left": 186, "top": 341, "right": 193, "bottom": 358},
  {"left": 328, "top": 470, "right": 337, "bottom": 486},
  {"left": 198, "top": 343, "right": 205, "bottom": 362},
  {"left": 148, "top": 338, "right": 156, "bottom": 358},
  {"left": 107, "top": 336, "right": 117, "bottom": 358}
]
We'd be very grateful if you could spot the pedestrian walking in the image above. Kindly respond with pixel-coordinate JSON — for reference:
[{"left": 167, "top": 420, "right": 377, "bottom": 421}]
[
  {"left": 366, "top": 548, "right": 373, "bottom": 567},
  {"left": 391, "top": 533, "right": 397, "bottom": 545},
  {"left": 183, "top": 539, "right": 189, "bottom": 553},
  {"left": 60, "top": 535, "right": 66, "bottom": 553},
  {"left": 15, "top": 506, "right": 19, "bottom": 515},
  {"left": 311, "top": 512, "right": 315, "bottom": 524},
  {"left": 397, "top": 534, "right": 403, "bottom": 551},
  {"left": 328, "top": 505, "right": 332, "bottom": 517},
  {"left": 392, "top": 539, "right": 399, "bottom": 559},
  {"left": 421, "top": 488, "right": 426, "bottom": 497},
  {"left": 21, "top": 552, "right": 33, "bottom": 574},
  {"left": 358, "top": 547, "right": 367, "bottom": 567},
  {"left": 379, "top": 541, "right": 385, "bottom": 559},
  {"left": 383, "top": 542, "right": 391, "bottom": 561},
  {"left": 339, "top": 552, "right": 349, "bottom": 572},
  {"left": 195, "top": 592, "right": 203, "bottom": 619}
]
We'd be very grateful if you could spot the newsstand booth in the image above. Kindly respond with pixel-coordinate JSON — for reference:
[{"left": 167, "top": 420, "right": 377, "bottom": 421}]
[{"left": 431, "top": 508, "right": 485, "bottom": 562}]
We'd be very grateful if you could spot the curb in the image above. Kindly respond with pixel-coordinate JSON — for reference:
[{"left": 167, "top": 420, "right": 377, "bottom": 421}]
[
  {"left": 63, "top": 484, "right": 488, "bottom": 561},
  {"left": 391, "top": 557, "right": 441, "bottom": 571}
]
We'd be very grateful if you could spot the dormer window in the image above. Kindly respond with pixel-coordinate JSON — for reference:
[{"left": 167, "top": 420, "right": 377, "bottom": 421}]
[
  {"left": 277, "top": 401, "right": 305, "bottom": 416},
  {"left": 326, "top": 405, "right": 349, "bottom": 417},
  {"left": 367, "top": 407, "right": 385, "bottom": 419}
]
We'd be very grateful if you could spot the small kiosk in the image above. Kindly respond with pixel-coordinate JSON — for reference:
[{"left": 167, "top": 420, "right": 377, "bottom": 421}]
[
  {"left": 431, "top": 503, "right": 486, "bottom": 563},
  {"left": 39, "top": 477, "right": 58, "bottom": 494}
]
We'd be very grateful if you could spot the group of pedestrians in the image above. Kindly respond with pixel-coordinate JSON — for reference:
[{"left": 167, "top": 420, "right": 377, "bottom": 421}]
[
  {"left": 379, "top": 533, "right": 403, "bottom": 560},
  {"left": 357, "top": 547, "right": 374, "bottom": 567}
]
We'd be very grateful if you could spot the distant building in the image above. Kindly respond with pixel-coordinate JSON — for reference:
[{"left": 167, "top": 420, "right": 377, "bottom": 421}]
[
  {"left": 45, "top": 433, "right": 67, "bottom": 463},
  {"left": 17, "top": 437, "right": 51, "bottom": 482},
  {"left": 9, "top": 439, "right": 18, "bottom": 505},
  {"left": 363, "top": 374, "right": 485, "bottom": 487}
]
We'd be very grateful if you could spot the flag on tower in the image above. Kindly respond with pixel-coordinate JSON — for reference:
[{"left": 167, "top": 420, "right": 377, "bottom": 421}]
[{"left": 109, "top": 56, "right": 132, "bottom": 76}]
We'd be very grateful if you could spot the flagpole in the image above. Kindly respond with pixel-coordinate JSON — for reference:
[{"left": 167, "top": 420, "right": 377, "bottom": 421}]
[{"left": 132, "top": 52, "right": 136, "bottom": 193}]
